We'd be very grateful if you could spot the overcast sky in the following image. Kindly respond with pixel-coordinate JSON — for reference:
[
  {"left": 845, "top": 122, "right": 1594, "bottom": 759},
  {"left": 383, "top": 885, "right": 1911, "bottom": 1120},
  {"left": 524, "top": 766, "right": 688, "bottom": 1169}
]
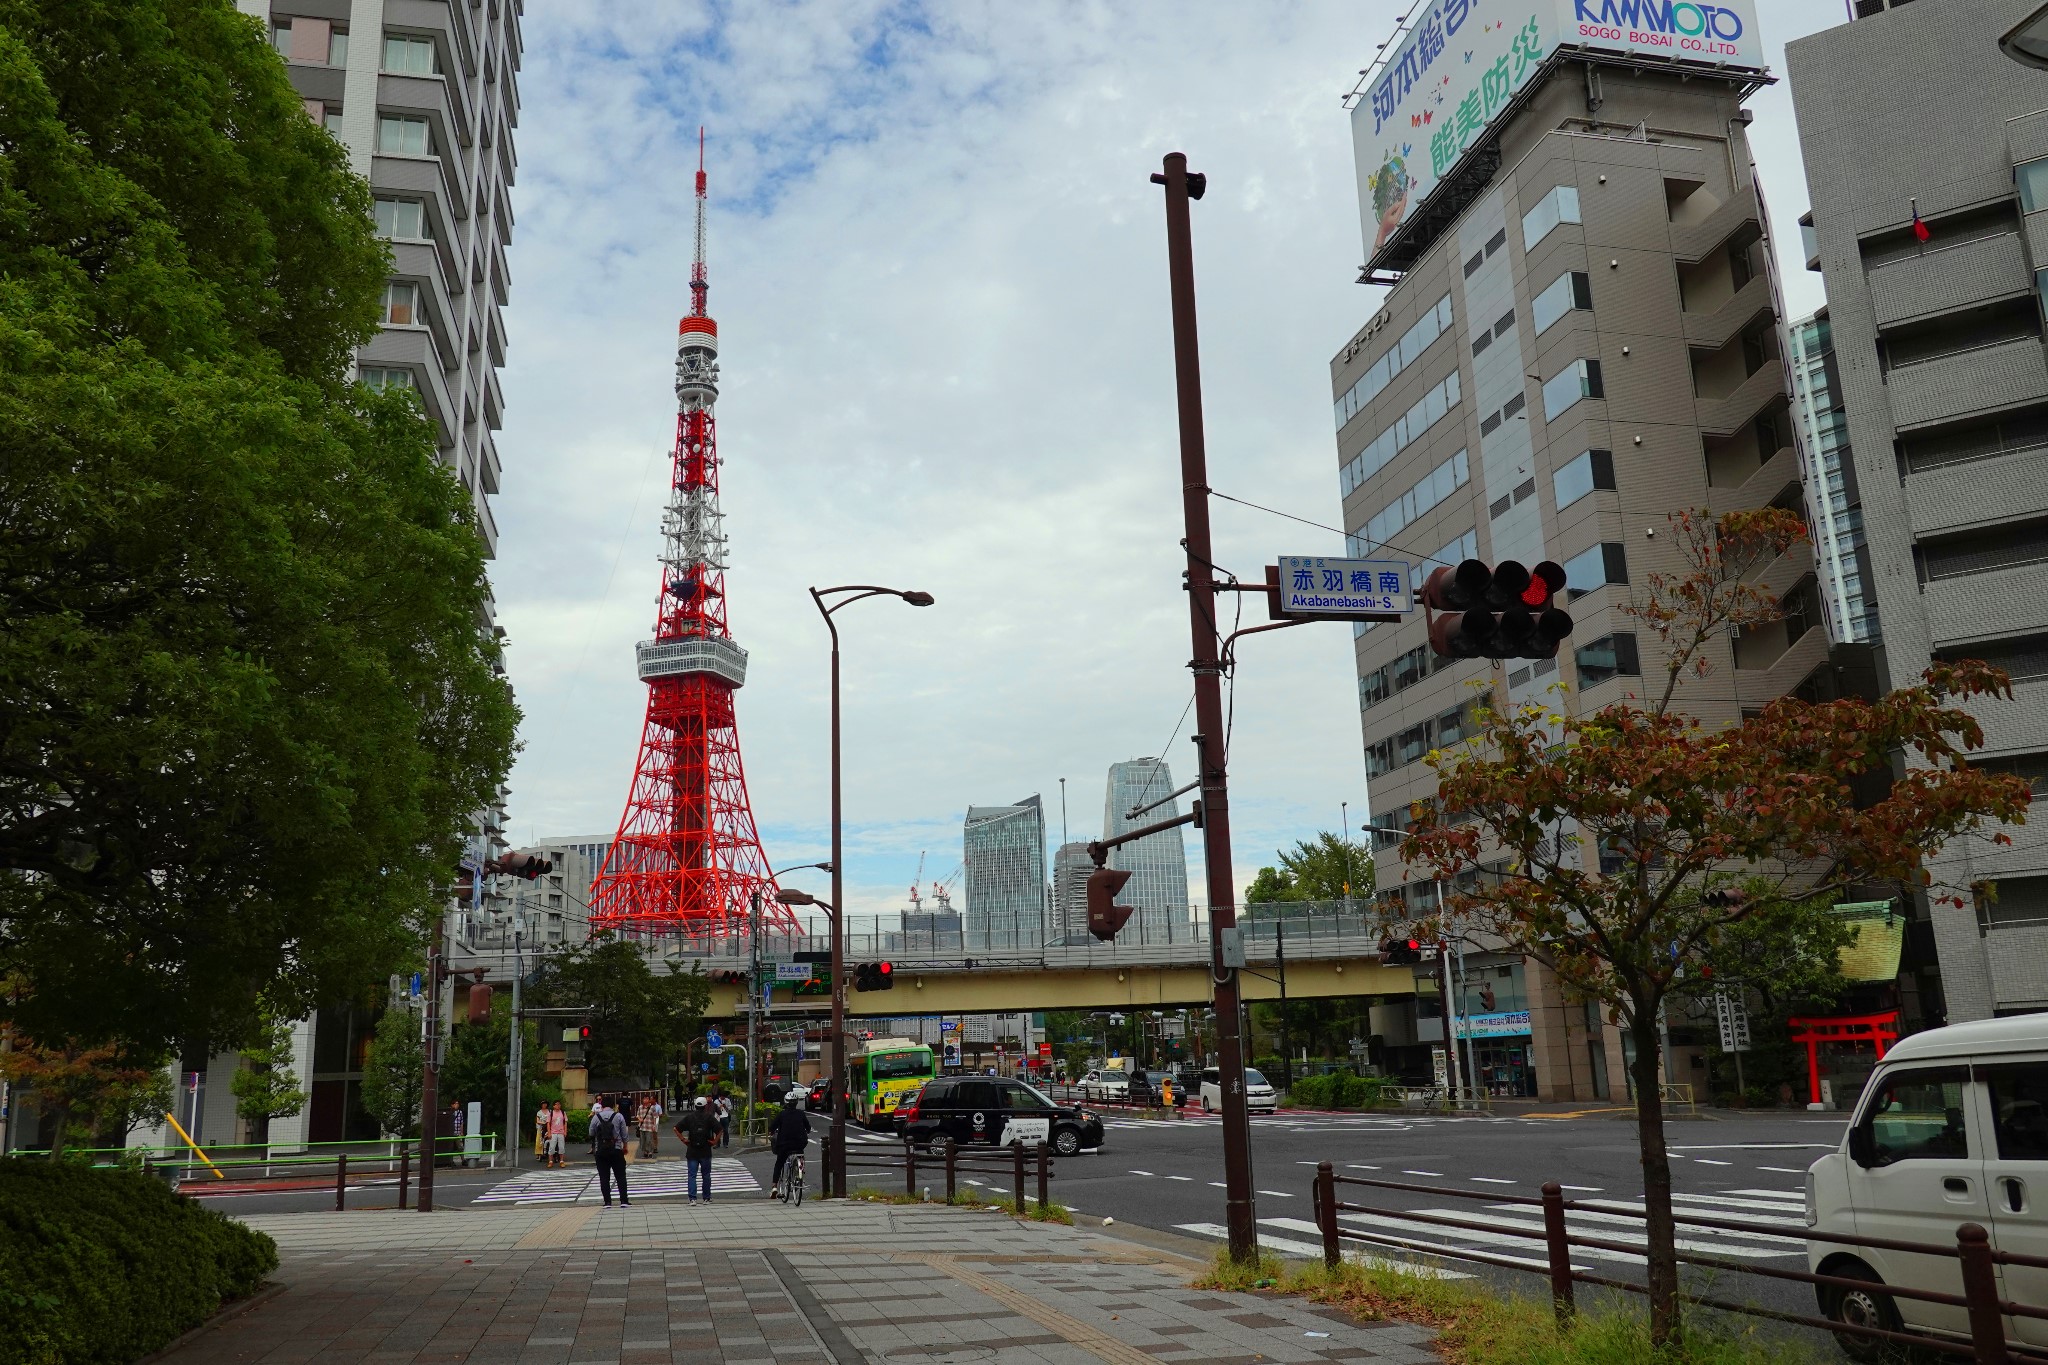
[{"left": 493, "top": 0, "right": 1850, "bottom": 922}]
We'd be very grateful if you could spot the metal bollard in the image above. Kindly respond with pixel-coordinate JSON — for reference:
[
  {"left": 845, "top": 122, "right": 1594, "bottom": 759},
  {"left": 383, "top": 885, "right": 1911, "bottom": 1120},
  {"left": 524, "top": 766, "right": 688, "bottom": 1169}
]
[
  {"left": 398, "top": 1149, "right": 410, "bottom": 1210},
  {"left": 945, "top": 1139, "right": 958, "bottom": 1202},
  {"left": 1013, "top": 1140, "right": 1026, "bottom": 1213},
  {"left": 1958, "top": 1223, "right": 2009, "bottom": 1365},
  {"left": 1315, "top": 1162, "right": 1339, "bottom": 1269},
  {"left": 1036, "top": 1141, "right": 1049, "bottom": 1212},
  {"left": 334, "top": 1152, "right": 349, "bottom": 1212},
  {"left": 1540, "top": 1182, "right": 1575, "bottom": 1324}
]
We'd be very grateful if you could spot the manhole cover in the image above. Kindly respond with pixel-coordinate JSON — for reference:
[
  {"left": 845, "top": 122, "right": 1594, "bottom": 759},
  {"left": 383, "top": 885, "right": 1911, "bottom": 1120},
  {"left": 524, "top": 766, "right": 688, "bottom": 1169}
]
[{"left": 887, "top": 1350, "right": 996, "bottom": 1363}]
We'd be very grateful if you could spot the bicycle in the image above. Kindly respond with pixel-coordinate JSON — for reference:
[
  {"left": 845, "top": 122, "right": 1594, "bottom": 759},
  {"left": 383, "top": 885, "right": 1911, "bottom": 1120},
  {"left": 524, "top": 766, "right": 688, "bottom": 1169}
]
[{"left": 778, "top": 1153, "right": 805, "bottom": 1207}]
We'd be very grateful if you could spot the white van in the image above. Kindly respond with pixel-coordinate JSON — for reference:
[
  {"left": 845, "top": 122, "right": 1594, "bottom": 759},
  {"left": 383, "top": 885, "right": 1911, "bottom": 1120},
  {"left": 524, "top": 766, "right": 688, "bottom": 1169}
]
[
  {"left": 1805, "top": 1014, "right": 2048, "bottom": 1358},
  {"left": 1199, "top": 1066, "right": 1278, "bottom": 1114}
]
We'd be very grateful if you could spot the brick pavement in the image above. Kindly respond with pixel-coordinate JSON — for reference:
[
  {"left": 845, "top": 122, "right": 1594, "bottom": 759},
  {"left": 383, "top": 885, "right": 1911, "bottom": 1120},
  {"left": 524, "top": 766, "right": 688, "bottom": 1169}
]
[{"left": 159, "top": 1202, "right": 1439, "bottom": 1365}]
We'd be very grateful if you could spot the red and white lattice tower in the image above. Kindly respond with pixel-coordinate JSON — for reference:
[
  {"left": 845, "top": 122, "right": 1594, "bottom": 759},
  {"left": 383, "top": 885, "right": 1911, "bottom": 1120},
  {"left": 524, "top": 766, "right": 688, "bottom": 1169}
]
[{"left": 588, "top": 133, "right": 788, "bottom": 938}]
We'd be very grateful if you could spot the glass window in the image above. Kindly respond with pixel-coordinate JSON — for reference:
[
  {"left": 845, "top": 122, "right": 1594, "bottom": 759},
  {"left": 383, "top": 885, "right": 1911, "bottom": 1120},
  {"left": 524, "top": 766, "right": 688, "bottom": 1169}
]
[
  {"left": 1984, "top": 1063, "right": 2048, "bottom": 1161},
  {"left": 373, "top": 198, "right": 427, "bottom": 240},
  {"left": 359, "top": 366, "right": 415, "bottom": 392},
  {"left": 1860, "top": 1068, "right": 1971, "bottom": 1164},
  {"left": 380, "top": 281, "right": 418, "bottom": 326},
  {"left": 1002, "top": 1083, "right": 1054, "bottom": 1112},
  {"left": 384, "top": 35, "right": 438, "bottom": 74},
  {"left": 1358, "top": 451, "right": 1469, "bottom": 550},
  {"left": 328, "top": 29, "right": 348, "bottom": 67},
  {"left": 1521, "top": 185, "right": 1583, "bottom": 250},
  {"left": 1574, "top": 633, "right": 1640, "bottom": 687},
  {"left": 2021, "top": 158, "right": 2048, "bottom": 215},
  {"left": 271, "top": 23, "right": 291, "bottom": 55},
  {"left": 1244, "top": 1069, "right": 1270, "bottom": 1087},
  {"left": 1563, "top": 543, "right": 1627, "bottom": 600},
  {"left": 1339, "top": 371, "right": 1463, "bottom": 498},
  {"left": 1411, "top": 529, "right": 1477, "bottom": 592},
  {"left": 377, "top": 114, "right": 430, "bottom": 157},
  {"left": 1533, "top": 270, "right": 1593, "bottom": 335},
  {"left": 1542, "top": 359, "right": 1604, "bottom": 422},
  {"left": 323, "top": 109, "right": 345, "bottom": 137},
  {"left": 1552, "top": 449, "right": 1616, "bottom": 510},
  {"left": 1800, "top": 217, "right": 1820, "bottom": 261},
  {"left": 1334, "top": 295, "right": 1455, "bottom": 429}
]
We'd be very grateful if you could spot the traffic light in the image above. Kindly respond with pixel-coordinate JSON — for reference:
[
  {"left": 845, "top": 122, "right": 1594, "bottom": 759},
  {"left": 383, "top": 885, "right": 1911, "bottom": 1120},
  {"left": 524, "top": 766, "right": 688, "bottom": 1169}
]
[
  {"left": 1379, "top": 936, "right": 1423, "bottom": 965},
  {"left": 488, "top": 853, "right": 553, "bottom": 879},
  {"left": 1086, "top": 867, "right": 1135, "bottom": 941},
  {"left": 1421, "top": 559, "right": 1573, "bottom": 661},
  {"left": 853, "top": 962, "right": 897, "bottom": 992},
  {"left": 1700, "top": 887, "right": 1749, "bottom": 909},
  {"left": 711, "top": 970, "right": 748, "bottom": 986}
]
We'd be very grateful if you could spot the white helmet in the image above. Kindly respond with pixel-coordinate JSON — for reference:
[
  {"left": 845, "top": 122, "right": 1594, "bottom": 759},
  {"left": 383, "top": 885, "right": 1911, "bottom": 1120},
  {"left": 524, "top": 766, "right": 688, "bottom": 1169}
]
[{"left": 693, "top": 1095, "right": 709, "bottom": 1109}]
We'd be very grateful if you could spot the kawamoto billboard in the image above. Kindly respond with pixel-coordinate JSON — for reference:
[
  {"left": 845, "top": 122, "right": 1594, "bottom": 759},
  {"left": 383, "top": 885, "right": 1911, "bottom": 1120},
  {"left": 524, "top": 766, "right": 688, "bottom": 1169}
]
[{"left": 1352, "top": 0, "right": 1765, "bottom": 266}]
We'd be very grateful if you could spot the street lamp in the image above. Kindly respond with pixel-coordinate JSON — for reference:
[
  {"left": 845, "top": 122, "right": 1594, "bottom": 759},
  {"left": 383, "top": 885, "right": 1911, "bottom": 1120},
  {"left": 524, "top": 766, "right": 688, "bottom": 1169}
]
[{"left": 808, "top": 583, "right": 935, "bottom": 1197}]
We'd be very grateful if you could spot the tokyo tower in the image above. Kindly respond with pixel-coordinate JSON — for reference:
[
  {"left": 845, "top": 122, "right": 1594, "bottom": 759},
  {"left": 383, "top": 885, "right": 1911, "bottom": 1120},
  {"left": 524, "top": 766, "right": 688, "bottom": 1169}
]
[{"left": 588, "top": 133, "right": 787, "bottom": 938}]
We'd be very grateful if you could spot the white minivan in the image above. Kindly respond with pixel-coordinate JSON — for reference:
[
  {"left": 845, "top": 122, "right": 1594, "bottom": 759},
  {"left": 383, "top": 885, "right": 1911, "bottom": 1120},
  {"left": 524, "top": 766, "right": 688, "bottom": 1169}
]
[
  {"left": 1805, "top": 1014, "right": 2048, "bottom": 1358},
  {"left": 1199, "top": 1066, "right": 1278, "bottom": 1114}
]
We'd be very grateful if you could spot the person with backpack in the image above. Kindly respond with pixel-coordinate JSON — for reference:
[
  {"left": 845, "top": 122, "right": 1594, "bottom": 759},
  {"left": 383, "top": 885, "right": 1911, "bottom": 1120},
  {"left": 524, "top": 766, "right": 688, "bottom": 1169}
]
[
  {"left": 675, "top": 1095, "right": 718, "bottom": 1203},
  {"left": 588, "top": 1096, "right": 631, "bottom": 1207},
  {"left": 714, "top": 1092, "right": 732, "bottom": 1148}
]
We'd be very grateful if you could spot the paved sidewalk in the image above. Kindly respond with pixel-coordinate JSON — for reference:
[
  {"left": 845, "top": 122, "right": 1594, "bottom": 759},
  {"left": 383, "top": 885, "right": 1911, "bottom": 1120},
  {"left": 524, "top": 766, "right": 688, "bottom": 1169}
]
[{"left": 165, "top": 1201, "right": 1439, "bottom": 1365}]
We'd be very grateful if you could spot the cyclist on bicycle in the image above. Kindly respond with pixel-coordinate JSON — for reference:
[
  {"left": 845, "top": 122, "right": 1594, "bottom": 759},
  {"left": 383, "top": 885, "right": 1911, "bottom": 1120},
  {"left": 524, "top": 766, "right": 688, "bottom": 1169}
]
[{"left": 769, "top": 1091, "right": 811, "bottom": 1199}]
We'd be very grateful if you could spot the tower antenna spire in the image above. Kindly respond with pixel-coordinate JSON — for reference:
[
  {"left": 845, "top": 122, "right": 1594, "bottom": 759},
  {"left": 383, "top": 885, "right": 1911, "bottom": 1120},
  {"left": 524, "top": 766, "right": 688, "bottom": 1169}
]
[{"left": 690, "top": 126, "right": 709, "bottom": 318}]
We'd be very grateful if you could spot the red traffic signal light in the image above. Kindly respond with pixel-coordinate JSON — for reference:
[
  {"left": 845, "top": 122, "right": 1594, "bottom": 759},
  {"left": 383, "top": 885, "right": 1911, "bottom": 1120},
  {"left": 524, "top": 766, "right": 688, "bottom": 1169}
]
[
  {"left": 1086, "top": 867, "right": 1135, "bottom": 941},
  {"left": 1421, "top": 559, "right": 1573, "bottom": 662},
  {"left": 577, "top": 1025, "right": 591, "bottom": 1041},
  {"left": 877, "top": 961, "right": 892, "bottom": 983},
  {"left": 853, "top": 961, "right": 897, "bottom": 992},
  {"left": 488, "top": 853, "right": 554, "bottom": 880},
  {"left": 1378, "top": 937, "right": 1423, "bottom": 966}
]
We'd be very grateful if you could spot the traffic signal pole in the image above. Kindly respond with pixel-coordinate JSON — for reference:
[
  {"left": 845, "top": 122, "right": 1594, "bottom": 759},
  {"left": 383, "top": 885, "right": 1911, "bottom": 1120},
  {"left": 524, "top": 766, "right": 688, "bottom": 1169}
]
[{"left": 1150, "top": 151, "right": 1258, "bottom": 1265}]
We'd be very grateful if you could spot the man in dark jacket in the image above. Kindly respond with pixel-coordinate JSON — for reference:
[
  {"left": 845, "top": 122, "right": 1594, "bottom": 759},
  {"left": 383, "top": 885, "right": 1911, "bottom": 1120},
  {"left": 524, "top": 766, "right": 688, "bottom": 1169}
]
[
  {"left": 768, "top": 1092, "right": 811, "bottom": 1199},
  {"left": 675, "top": 1095, "right": 719, "bottom": 1204},
  {"left": 589, "top": 1096, "right": 631, "bottom": 1208}
]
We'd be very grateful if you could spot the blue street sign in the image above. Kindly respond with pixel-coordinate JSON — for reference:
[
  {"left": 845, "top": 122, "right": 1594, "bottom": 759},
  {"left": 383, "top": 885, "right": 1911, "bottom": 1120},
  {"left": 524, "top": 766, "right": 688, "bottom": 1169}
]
[
  {"left": 706, "top": 1028, "right": 723, "bottom": 1049},
  {"left": 727, "top": 1053, "right": 736, "bottom": 1071},
  {"left": 410, "top": 973, "right": 421, "bottom": 999}
]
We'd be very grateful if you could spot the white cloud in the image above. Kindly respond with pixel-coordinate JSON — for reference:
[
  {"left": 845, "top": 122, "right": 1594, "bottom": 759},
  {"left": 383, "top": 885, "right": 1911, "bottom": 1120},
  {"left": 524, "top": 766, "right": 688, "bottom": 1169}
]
[{"left": 494, "top": 0, "right": 1848, "bottom": 922}]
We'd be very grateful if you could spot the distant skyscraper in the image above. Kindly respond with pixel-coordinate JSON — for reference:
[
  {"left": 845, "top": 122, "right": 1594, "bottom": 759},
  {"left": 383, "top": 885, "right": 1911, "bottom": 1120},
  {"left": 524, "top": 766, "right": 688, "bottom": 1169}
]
[
  {"left": 963, "top": 797, "right": 1047, "bottom": 951},
  {"left": 1787, "top": 312, "right": 1878, "bottom": 646},
  {"left": 1051, "top": 842, "right": 1093, "bottom": 945},
  {"left": 1103, "top": 759, "right": 1190, "bottom": 944}
]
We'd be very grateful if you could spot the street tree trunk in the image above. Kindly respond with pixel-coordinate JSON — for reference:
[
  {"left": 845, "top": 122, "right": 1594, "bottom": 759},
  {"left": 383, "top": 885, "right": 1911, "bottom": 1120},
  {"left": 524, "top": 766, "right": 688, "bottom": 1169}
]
[{"left": 1629, "top": 1004, "right": 1681, "bottom": 1344}]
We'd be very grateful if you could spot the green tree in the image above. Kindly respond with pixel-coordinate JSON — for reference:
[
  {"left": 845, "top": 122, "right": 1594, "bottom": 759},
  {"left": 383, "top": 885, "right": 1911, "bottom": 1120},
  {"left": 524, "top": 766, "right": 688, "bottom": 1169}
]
[
  {"left": 439, "top": 1008, "right": 546, "bottom": 1139},
  {"left": 528, "top": 938, "right": 711, "bottom": 1087},
  {"left": 0, "top": 1038, "right": 172, "bottom": 1155},
  {"left": 359, "top": 1006, "right": 424, "bottom": 1139},
  {"left": 228, "top": 1009, "right": 307, "bottom": 1141},
  {"left": 0, "top": 0, "right": 519, "bottom": 1055},
  {"left": 1245, "top": 833, "right": 1373, "bottom": 903},
  {"left": 1403, "top": 508, "right": 2030, "bottom": 1343}
]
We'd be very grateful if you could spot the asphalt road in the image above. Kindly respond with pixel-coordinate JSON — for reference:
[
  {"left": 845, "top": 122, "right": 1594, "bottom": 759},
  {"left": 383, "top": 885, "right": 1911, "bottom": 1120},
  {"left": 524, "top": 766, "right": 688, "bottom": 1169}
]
[{"left": 183, "top": 1106, "right": 1854, "bottom": 1347}]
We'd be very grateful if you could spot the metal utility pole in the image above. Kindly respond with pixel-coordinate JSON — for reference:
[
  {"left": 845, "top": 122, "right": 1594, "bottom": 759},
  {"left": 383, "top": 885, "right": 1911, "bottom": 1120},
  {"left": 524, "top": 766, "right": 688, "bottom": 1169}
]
[
  {"left": 1276, "top": 920, "right": 1291, "bottom": 1089},
  {"left": 747, "top": 889, "right": 762, "bottom": 1142},
  {"left": 417, "top": 911, "right": 445, "bottom": 1212},
  {"left": 506, "top": 928, "right": 524, "bottom": 1169},
  {"left": 1150, "top": 150, "right": 1257, "bottom": 1264}
]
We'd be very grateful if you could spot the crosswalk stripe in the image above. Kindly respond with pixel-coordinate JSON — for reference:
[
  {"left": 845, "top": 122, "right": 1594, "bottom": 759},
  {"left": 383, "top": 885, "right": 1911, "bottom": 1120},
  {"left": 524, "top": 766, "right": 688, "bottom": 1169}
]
[
  {"left": 474, "top": 1158, "right": 760, "bottom": 1205},
  {"left": 1543, "top": 1204, "right": 1803, "bottom": 1248},
  {"left": 1460, "top": 1206, "right": 1798, "bottom": 1259},
  {"left": 1333, "top": 1210, "right": 1601, "bottom": 1271},
  {"left": 1725, "top": 1188, "right": 1805, "bottom": 1201},
  {"left": 1176, "top": 1221, "right": 1471, "bottom": 1280}
]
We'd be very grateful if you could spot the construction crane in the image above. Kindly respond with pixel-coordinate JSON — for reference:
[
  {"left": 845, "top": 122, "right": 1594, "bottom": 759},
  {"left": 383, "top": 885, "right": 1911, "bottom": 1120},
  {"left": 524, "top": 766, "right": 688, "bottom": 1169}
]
[{"left": 908, "top": 851, "right": 926, "bottom": 908}]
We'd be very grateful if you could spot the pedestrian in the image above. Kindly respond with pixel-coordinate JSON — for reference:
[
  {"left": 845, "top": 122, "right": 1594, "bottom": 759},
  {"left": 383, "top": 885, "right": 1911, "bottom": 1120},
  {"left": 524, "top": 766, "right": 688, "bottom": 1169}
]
[
  {"left": 676, "top": 1095, "right": 717, "bottom": 1203},
  {"left": 715, "top": 1092, "right": 732, "bottom": 1148},
  {"left": 534, "top": 1101, "right": 548, "bottom": 1158},
  {"left": 648, "top": 1095, "right": 664, "bottom": 1155},
  {"left": 546, "top": 1101, "right": 568, "bottom": 1168},
  {"left": 589, "top": 1095, "right": 631, "bottom": 1207},
  {"left": 636, "top": 1096, "right": 658, "bottom": 1159}
]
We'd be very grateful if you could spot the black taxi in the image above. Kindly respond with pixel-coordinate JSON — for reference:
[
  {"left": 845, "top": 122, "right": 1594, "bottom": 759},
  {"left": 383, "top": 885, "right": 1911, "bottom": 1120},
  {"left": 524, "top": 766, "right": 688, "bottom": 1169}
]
[{"left": 898, "top": 1075, "right": 1104, "bottom": 1156}]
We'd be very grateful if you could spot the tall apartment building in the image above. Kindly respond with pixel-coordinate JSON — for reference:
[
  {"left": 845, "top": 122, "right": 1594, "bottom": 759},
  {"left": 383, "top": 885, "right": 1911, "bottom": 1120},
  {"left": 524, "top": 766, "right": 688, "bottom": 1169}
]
[
  {"left": 1787, "top": 311, "right": 1880, "bottom": 647},
  {"left": 1791, "top": 0, "right": 2048, "bottom": 1021},
  {"left": 1102, "top": 759, "right": 1192, "bottom": 945},
  {"left": 460, "top": 835, "right": 611, "bottom": 952},
  {"left": 963, "top": 797, "right": 1049, "bottom": 952},
  {"left": 1340, "top": 0, "right": 1805, "bottom": 1099}
]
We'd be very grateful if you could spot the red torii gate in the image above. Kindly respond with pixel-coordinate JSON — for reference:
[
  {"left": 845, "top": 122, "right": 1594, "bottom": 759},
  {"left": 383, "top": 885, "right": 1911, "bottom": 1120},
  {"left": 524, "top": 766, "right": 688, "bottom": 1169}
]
[{"left": 1786, "top": 1011, "right": 1901, "bottom": 1107}]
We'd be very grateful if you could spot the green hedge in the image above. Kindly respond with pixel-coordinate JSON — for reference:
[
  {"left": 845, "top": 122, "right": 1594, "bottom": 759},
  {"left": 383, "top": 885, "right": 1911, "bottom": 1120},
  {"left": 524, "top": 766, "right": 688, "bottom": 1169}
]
[
  {"left": 0, "top": 1159, "right": 278, "bottom": 1365},
  {"left": 1285, "top": 1072, "right": 1389, "bottom": 1110}
]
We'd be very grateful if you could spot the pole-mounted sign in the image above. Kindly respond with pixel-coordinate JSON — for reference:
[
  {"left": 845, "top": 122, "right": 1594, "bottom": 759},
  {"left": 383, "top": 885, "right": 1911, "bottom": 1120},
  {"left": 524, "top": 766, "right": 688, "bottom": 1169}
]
[{"left": 1266, "top": 556, "right": 1413, "bottom": 623}]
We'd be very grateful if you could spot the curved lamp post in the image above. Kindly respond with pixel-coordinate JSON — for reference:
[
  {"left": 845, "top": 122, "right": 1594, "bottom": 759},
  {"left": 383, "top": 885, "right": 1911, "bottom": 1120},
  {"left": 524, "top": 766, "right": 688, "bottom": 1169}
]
[{"left": 808, "top": 585, "right": 934, "bottom": 1196}]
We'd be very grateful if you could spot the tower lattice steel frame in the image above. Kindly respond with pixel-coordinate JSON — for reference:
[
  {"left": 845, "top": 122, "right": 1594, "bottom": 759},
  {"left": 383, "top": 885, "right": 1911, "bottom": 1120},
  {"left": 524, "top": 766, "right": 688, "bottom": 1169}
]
[{"left": 589, "top": 133, "right": 788, "bottom": 938}]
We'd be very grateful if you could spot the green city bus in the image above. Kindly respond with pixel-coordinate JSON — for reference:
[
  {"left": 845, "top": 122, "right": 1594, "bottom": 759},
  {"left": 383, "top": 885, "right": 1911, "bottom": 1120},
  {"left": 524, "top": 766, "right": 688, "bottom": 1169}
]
[{"left": 848, "top": 1037, "right": 937, "bottom": 1130}]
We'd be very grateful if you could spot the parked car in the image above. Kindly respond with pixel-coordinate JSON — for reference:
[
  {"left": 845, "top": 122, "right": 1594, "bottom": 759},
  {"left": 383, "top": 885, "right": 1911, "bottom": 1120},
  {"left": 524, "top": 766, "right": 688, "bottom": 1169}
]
[
  {"left": 1805, "top": 1014, "right": 2048, "bottom": 1359},
  {"left": 1078, "top": 1069, "right": 1130, "bottom": 1103},
  {"left": 900, "top": 1075, "right": 1104, "bottom": 1157},
  {"left": 1198, "top": 1066, "right": 1278, "bottom": 1114}
]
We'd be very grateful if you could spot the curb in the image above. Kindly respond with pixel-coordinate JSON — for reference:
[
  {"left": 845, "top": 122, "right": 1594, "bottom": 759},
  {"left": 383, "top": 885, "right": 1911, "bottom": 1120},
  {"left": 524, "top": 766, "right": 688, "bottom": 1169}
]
[{"left": 134, "top": 1280, "right": 288, "bottom": 1363}]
